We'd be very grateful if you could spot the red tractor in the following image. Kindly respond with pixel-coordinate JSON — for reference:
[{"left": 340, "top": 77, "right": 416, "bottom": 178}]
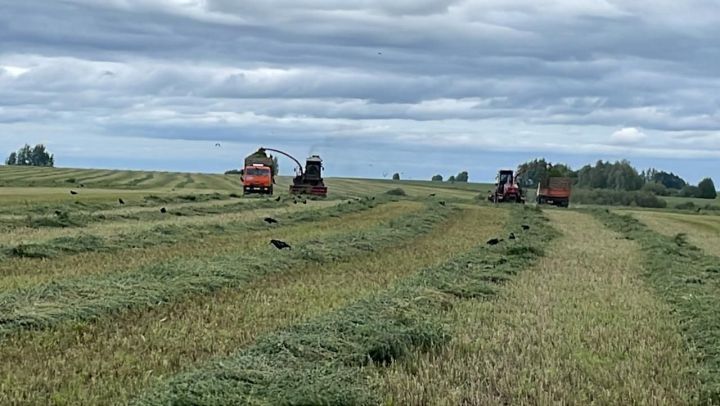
[{"left": 488, "top": 169, "right": 525, "bottom": 204}]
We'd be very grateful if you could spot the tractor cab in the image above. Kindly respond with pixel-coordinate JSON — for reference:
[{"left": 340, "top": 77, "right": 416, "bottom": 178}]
[{"left": 489, "top": 169, "right": 525, "bottom": 203}]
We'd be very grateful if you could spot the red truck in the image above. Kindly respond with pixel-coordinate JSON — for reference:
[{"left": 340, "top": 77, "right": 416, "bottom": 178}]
[
  {"left": 242, "top": 149, "right": 275, "bottom": 195},
  {"left": 536, "top": 177, "right": 572, "bottom": 207}
]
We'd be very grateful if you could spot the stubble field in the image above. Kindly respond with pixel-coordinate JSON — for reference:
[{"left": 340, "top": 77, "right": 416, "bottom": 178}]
[{"left": 1, "top": 165, "right": 719, "bottom": 405}]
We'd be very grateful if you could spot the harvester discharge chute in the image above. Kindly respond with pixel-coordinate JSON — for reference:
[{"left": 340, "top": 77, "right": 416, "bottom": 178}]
[{"left": 261, "top": 148, "right": 328, "bottom": 197}]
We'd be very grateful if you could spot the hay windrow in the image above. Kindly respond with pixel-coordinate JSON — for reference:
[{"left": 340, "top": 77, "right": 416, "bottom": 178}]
[
  {"left": 0, "top": 202, "right": 449, "bottom": 337},
  {"left": 593, "top": 209, "right": 720, "bottom": 403},
  {"left": 135, "top": 207, "right": 555, "bottom": 405}
]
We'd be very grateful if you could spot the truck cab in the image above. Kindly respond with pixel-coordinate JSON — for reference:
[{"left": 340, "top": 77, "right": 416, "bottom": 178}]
[{"left": 242, "top": 164, "right": 273, "bottom": 194}]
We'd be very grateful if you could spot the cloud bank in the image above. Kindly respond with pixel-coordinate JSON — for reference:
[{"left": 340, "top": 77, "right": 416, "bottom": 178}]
[{"left": 0, "top": 0, "right": 719, "bottom": 180}]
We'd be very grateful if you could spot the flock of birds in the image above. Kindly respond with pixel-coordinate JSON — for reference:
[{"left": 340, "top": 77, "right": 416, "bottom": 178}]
[
  {"left": 486, "top": 224, "right": 531, "bottom": 246},
  {"left": 65, "top": 185, "right": 514, "bottom": 253},
  {"left": 66, "top": 187, "right": 298, "bottom": 249}
]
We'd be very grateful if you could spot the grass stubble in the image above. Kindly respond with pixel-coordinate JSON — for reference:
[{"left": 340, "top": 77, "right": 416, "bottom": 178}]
[
  {"left": 134, "top": 206, "right": 547, "bottom": 405},
  {"left": 380, "top": 210, "right": 697, "bottom": 405},
  {"left": 0, "top": 205, "right": 503, "bottom": 405},
  {"left": 0, "top": 199, "right": 414, "bottom": 290},
  {"left": 596, "top": 209, "right": 720, "bottom": 403}
]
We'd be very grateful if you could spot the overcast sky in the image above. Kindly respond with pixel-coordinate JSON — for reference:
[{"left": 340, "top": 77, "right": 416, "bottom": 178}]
[{"left": 1, "top": 0, "right": 719, "bottom": 182}]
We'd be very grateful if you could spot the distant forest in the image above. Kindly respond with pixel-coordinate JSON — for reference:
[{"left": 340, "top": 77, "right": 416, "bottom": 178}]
[{"left": 517, "top": 158, "right": 716, "bottom": 199}]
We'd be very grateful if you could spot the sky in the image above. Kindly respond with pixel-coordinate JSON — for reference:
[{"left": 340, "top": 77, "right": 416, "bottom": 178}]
[{"left": 1, "top": 0, "right": 719, "bottom": 183}]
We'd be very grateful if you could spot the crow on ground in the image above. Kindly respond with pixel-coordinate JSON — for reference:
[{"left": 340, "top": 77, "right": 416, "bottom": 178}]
[
  {"left": 293, "top": 200, "right": 298, "bottom": 205},
  {"left": 509, "top": 232, "right": 516, "bottom": 240},
  {"left": 429, "top": 193, "right": 436, "bottom": 197},
  {"left": 80, "top": 184, "right": 85, "bottom": 188},
  {"left": 439, "top": 201, "right": 446, "bottom": 206},
  {"left": 70, "top": 190, "right": 78, "bottom": 195},
  {"left": 486, "top": 238, "right": 503, "bottom": 246},
  {"left": 54, "top": 210, "right": 62, "bottom": 216},
  {"left": 118, "top": 198, "right": 125, "bottom": 205},
  {"left": 160, "top": 207, "right": 167, "bottom": 213},
  {"left": 521, "top": 224, "right": 530, "bottom": 230},
  {"left": 270, "top": 239, "right": 291, "bottom": 250},
  {"left": 303, "top": 199, "right": 307, "bottom": 204},
  {"left": 275, "top": 196, "right": 282, "bottom": 202},
  {"left": 264, "top": 217, "right": 278, "bottom": 224}
]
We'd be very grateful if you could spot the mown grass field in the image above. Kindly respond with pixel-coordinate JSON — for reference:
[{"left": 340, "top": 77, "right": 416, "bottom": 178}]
[{"left": 1, "top": 165, "right": 720, "bottom": 405}]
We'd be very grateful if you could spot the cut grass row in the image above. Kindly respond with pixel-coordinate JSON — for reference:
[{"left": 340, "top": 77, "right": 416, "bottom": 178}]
[
  {"left": 0, "top": 192, "right": 246, "bottom": 225},
  {"left": 0, "top": 198, "right": 359, "bottom": 260},
  {"left": 0, "top": 205, "right": 505, "bottom": 405},
  {"left": 0, "top": 202, "right": 450, "bottom": 336},
  {"left": 380, "top": 210, "right": 697, "bottom": 405},
  {"left": 0, "top": 166, "right": 238, "bottom": 190},
  {"left": 0, "top": 197, "right": 298, "bottom": 246},
  {"left": 624, "top": 209, "right": 720, "bottom": 257},
  {"left": 595, "top": 209, "right": 720, "bottom": 402},
  {"left": 134, "top": 206, "right": 550, "bottom": 405},
  {"left": 0, "top": 199, "right": 417, "bottom": 290},
  {"left": 0, "top": 190, "right": 240, "bottom": 218}
]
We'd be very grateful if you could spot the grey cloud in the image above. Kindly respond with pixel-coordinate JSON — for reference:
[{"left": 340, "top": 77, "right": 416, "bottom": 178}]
[{"left": 1, "top": 0, "right": 720, "bottom": 169}]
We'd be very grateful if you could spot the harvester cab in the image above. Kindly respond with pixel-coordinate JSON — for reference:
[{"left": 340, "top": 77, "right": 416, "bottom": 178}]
[
  {"left": 489, "top": 169, "right": 525, "bottom": 204},
  {"left": 291, "top": 155, "right": 328, "bottom": 197}
]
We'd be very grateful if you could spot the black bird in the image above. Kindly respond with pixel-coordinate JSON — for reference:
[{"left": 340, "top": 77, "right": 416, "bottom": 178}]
[
  {"left": 270, "top": 239, "right": 291, "bottom": 250},
  {"left": 80, "top": 184, "right": 85, "bottom": 188},
  {"left": 264, "top": 217, "right": 278, "bottom": 224},
  {"left": 70, "top": 190, "right": 78, "bottom": 195},
  {"left": 429, "top": 193, "right": 436, "bottom": 197},
  {"left": 118, "top": 198, "right": 125, "bottom": 205},
  {"left": 439, "top": 201, "right": 446, "bottom": 206},
  {"left": 160, "top": 207, "right": 167, "bottom": 214},
  {"left": 509, "top": 232, "right": 516, "bottom": 240},
  {"left": 303, "top": 199, "right": 307, "bottom": 204},
  {"left": 486, "top": 238, "right": 503, "bottom": 246},
  {"left": 293, "top": 200, "right": 298, "bottom": 205},
  {"left": 371, "top": 197, "right": 375, "bottom": 200},
  {"left": 275, "top": 196, "right": 282, "bottom": 202},
  {"left": 54, "top": 210, "right": 62, "bottom": 216},
  {"left": 521, "top": 224, "right": 530, "bottom": 230}
]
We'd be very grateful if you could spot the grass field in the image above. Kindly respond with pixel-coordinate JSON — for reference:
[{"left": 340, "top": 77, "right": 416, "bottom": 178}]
[{"left": 2, "top": 165, "right": 720, "bottom": 404}]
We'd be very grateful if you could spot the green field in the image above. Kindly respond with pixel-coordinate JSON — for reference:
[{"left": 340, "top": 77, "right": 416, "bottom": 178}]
[{"left": 2, "top": 166, "right": 720, "bottom": 404}]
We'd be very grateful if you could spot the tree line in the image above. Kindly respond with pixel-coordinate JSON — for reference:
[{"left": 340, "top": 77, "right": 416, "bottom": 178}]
[
  {"left": 517, "top": 158, "right": 716, "bottom": 199},
  {"left": 429, "top": 171, "right": 469, "bottom": 183},
  {"left": 5, "top": 144, "right": 54, "bottom": 167}
]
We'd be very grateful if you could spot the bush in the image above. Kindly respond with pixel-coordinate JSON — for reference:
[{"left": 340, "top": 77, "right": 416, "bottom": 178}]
[
  {"left": 634, "top": 191, "right": 668, "bottom": 208},
  {"left": 385, "top": 188, "right": 406, "bottom": 196},
  {"left": 571, "top": 189, "right": 667, "bottom": 208},
  {"left": 642, "top": 182, "right": 669, "bottom": 196},
  {"left": 680, "top": 185, "right": 700, "bottom": 198},
  {"left": 431, "top": 174, "right": 443, "bottom": 182},
  {"left": 675, "top": 201, "right": 696, "bottom": 210},
  {"left": 698, "top": 178, "right": 717, "bottom": 199}
]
